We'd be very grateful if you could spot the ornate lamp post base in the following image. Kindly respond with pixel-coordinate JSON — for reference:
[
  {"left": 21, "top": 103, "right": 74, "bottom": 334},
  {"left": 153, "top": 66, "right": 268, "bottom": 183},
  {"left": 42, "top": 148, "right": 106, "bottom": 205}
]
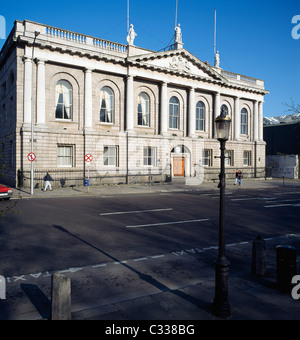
[{"left": 212, "top": 257, "right": 231, "bottom": 319}]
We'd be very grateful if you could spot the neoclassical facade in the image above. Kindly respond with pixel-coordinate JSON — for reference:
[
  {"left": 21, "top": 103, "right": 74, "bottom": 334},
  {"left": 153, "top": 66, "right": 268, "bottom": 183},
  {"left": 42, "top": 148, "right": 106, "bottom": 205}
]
[{"left": 0, "top": 20, "right": 268, "bottom": 188}]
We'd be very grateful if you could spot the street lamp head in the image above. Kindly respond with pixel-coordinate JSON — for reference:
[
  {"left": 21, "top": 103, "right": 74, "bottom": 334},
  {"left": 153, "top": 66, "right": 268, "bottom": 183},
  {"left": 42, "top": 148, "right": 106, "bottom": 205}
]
[
  {"left": 34, "top": 30, "right": 40, "bottom": 37},
  {"left": 215, "top": 115, "right": 232, "bottom": 141}
]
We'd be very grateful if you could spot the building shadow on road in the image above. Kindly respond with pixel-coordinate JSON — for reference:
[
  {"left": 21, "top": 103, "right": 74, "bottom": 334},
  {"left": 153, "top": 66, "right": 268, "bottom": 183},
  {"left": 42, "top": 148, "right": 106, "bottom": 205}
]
[{"left": 52, "top": 224, "right": 211, "bottom": 316}]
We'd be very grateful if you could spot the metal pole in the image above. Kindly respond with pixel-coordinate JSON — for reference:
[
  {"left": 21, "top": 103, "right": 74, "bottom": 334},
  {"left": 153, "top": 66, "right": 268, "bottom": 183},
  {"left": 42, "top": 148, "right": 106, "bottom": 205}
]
[
  {"left": 212, "top": 139, "right": 231, "bottom": 319},
  {"left": 214, "top": 9, "right": 217, "bottom": 58},
  {"left": 30, "top": 31, "right": 40, "bottom": 195}
]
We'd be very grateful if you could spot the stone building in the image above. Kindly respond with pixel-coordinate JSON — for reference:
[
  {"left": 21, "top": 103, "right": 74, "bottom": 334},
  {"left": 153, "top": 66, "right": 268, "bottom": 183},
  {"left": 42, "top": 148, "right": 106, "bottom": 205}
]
[{"left": 0, "top": 20, "right": 268, "bottom": 188}]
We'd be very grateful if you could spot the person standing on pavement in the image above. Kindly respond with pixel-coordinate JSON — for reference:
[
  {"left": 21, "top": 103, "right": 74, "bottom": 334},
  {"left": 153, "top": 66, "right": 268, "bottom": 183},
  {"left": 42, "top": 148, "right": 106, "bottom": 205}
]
[{"left": 43, "top": 171, "right": 53, "bottom": 191}]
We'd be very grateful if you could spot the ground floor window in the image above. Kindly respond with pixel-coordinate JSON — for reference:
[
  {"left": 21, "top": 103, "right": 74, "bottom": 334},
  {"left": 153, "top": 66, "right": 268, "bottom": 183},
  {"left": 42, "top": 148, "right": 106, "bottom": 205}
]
[
  {"left": 104, "top": 146, "right": 119, "bottom": 166},
  {"left": 203, "top": 149, "right": 212, "bottom": 166},
  {"left": 143, "top": 147, "right": 157, "bottom": 166},
  {"left": 243, "top": 151, "right": 251, "bottom": 166},
  {"left": 57, "top": 145, "right": 73, "bottom": 167},
  {"left": 225, "top": 150, "right": 234, "bottom": 166}
]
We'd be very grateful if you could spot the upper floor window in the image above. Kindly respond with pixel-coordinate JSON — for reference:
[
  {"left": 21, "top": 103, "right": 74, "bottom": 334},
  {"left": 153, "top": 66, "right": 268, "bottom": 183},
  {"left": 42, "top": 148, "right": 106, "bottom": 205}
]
[
  {"left": 138, "top": 92, "right": 150, "bottom": 127},
  {"left": 55, "top": 80, "right": 73, "bottom": 120},
  {"left": 100, "top": 87, "right": 114, "bottom": 123},
  {"left": 241, "top": 108, "right": 248, "bottom": 135},
  {"left": 169, "top": 96, "right": 179, "bottom": 129},
  {"left": 196, "top": 101, "right": 205, "bottom": 131}
]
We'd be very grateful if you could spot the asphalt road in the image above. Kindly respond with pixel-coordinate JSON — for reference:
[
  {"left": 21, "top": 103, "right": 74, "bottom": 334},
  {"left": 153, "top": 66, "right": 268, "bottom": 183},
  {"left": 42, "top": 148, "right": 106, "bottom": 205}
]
[
  {"left": 0, "top": 184, "right": 299, "bottom": 319},
  {"left": 1, "top": 185, "right": 299, "bottom": 277}
]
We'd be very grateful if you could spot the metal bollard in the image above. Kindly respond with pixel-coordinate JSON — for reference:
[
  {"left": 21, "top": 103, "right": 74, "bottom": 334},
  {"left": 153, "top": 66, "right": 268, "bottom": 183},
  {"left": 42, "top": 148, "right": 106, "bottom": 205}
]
[
  {"left": 251, "top": 235, "right": 267, "bottom": 277},
  {"left": 276, "top": 245, "right": 297, "bottom": 292}
]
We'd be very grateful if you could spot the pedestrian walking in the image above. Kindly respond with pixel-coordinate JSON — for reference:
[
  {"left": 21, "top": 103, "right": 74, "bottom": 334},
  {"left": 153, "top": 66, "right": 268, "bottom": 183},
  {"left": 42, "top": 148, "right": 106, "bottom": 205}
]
[
  {"left": 238, "top": 170, "right": 243, "bottom": 186},
  {"left": 234, "top": 169, "right": 240, "bottom": 185},
  {"left": 43, "top": 171, "right": 53, "bottom": 191}
]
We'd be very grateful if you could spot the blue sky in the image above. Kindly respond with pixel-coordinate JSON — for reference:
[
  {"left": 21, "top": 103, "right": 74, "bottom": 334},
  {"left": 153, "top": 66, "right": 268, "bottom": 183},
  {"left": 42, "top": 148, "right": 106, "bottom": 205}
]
[{"left": 0, "top": 0, "right": 299, "bottom": 117}]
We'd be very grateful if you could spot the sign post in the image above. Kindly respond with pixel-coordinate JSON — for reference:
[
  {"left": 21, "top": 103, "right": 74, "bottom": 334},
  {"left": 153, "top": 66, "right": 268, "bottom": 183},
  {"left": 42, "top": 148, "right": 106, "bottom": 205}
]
[{"left": 85, "top": 154, "right": 93, "bottom": 192}]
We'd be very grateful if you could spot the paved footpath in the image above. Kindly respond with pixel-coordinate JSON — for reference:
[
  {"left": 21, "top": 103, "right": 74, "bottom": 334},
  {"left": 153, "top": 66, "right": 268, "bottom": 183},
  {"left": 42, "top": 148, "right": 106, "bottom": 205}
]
[{"left": 2, "top": 178, "right": 300, "bottom": 320}]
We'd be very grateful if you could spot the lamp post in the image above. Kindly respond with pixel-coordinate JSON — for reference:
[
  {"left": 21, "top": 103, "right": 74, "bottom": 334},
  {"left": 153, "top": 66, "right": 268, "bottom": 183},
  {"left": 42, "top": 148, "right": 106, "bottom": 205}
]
[
  {"left": 30, "top": 30, "right": 40, "bottom": 195},
  {"left": 212, "top": 113, "right": 232, "bottom": 319}
]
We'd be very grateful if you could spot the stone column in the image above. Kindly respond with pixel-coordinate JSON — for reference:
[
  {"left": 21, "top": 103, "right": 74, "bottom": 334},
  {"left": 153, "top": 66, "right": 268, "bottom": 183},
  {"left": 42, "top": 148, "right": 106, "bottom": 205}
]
[
  {"left": 213, "top": 92, "right": 220, "bottom": 138},
  {"left": 188, "top": 87, "right": 196, "bottom": 137},
  {"left": 84, "top": 68, "right": 93, "bottom": 129},
  {"left": 160, "top": 82, "right": 168, "bottom": 135},
  {"left": 23, "top": 56, "right": 32, "bottom": 125},
  {"left": 126, "top": 75, "right": 134, "bottom": 132},
  {"left": 36, "top": 59, "right": 46, "bottom": 125},
  {"left": 253, "top": 101, "right": 259, "bottom": 141},
  {"left": 258, "top": 101, "right": 264, "bottom": 141},
  {"left": 234, "top": 97, "right": 240, "bottom": 141}
]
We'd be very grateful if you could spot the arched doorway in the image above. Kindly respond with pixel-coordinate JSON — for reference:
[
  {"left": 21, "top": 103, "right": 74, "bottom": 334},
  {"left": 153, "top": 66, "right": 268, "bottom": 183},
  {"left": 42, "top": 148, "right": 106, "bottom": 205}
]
[{"left": 171, "top": 145, "right": 191, "bottom": 178}]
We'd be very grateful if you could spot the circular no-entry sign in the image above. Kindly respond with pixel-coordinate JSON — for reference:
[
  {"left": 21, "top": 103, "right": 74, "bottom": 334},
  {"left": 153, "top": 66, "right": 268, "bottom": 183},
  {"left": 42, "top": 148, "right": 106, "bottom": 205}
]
[
  {"left": 85, "top": 154, "right": 93, "bottom": 162},
  {"left": 27, "top": 152, "right": 36, "bottom": 162}
]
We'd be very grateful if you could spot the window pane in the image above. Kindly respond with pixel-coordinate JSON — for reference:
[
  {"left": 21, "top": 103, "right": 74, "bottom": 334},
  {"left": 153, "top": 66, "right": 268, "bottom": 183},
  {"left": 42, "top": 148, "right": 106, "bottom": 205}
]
[
  {"left": 196, "top": 101, "right": 205, "bottom": 131},
  {"left": 169, "top": 97, "right": 179, "bottom": 129},
  {"left": 58, "top": 146, "right": 73, "bottom": 167},
  {"left": 143, "top": 147, "right": 156, "bottom": 166},
  {"left": 55, "top": 80, "right": 72, "bottom": 120},
  {"left": 138, "top": 93, "right": 150, "bottom": 127},
  {"left": 104, "top": 146, "right": 117, "bottom": 166},
  {"left": 100, "top": 87, "right": 114, "bottom": 123}
]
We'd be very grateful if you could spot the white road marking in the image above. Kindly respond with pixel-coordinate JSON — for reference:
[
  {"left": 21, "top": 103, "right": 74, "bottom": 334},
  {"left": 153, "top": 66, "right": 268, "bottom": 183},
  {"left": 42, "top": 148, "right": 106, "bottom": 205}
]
[
  {"left": 126, "top": 219, "right": 210, "bottom": 228},
  {"left": 5, "top": 233, "right": 300, "bottom": 285},
  {"left": 133, "top": 258, "right": 147, "bottom": 262},
  {"left": 100, "top": 208, "right": 173, "bottom": 216},
  {"left": 92, "top": 264, "right": 107, "bottom": 268},
  {"left": 264, "top": 204, "right": 294, "bottom": 208}
]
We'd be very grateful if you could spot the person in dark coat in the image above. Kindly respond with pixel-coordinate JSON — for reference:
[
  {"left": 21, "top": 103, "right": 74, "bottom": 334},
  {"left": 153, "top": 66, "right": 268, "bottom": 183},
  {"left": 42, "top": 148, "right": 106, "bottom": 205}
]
[{"left": 43, "top": 171, "right": 53, "bottom": 191}]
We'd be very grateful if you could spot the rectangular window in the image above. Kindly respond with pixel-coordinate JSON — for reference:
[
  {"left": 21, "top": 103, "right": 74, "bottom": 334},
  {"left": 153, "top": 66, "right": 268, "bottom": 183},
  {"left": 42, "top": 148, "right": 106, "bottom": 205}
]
[
  {"left": 225, "top": 150, "right": 234, "bottom": 166},
  {"left": 203, "top": 149, "right": 212, "bottom": 166},
  {"left": 104, "top": 146, "right": 118, "bottom": 166},
  {"left": 243, "top": 151, "right": 251, "bottom": 166},
  {"left": 57, "top": 145, "right": 73, "bottom": 167},
  {"left": 143, "top": 147, "right": 157, "bottom": 166}
]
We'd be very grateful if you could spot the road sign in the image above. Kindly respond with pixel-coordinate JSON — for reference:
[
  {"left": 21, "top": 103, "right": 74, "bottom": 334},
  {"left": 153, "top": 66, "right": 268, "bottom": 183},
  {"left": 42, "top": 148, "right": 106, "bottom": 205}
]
[
  {"left": 27, "top": 153, "right": 36, "bottom": 162},
  {"left": 85, "top": 154, "right": 93, "bottom": 162}
]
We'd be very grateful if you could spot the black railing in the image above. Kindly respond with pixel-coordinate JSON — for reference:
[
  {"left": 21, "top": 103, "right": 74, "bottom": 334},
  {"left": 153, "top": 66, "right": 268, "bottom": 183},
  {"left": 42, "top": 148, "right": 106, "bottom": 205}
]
[{"left": 17, "top": 166, "right": 266, "bottom": 189}]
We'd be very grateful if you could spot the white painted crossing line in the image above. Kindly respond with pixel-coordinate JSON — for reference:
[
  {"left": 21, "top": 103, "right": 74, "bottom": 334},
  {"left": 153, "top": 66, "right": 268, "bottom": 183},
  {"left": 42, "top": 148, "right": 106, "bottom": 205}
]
[
  {"left": 126, "top": 219, "right": 210, "bottom": 228},
  {"left": 100, "top": 208, "right": 173, "bottom": 216},
  {"left": 264, "top": 204, "right": 297, "bottom": 208}
]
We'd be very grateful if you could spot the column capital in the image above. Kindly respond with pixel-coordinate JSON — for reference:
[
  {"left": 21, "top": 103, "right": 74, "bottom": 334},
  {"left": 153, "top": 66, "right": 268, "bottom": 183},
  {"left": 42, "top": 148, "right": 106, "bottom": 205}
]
[
  {"left": 35, "top": 58, "right": 47, "bottom": 65},
  {"left": 22, "top": 55, "right": 33, "bottom": 63},
  {"left": 84, "top": 67, "right": 93, "bottom": 73}
]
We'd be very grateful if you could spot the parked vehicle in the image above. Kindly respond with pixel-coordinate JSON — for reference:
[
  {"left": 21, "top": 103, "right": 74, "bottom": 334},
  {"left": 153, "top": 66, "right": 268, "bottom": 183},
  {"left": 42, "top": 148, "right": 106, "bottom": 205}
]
[{"left": 0, "top": 184, "right": 13, "bottom": 200}]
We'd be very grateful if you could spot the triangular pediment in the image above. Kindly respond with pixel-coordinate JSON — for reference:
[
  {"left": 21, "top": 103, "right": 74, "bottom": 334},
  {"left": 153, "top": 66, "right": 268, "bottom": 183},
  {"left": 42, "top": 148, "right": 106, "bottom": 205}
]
[{"left": 128, "top": 49, "right": 226, "bottom": 82}]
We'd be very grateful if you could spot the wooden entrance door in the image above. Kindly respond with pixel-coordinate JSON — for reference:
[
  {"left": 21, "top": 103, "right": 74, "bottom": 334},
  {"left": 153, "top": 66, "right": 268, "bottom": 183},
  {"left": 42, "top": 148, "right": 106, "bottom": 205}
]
[{"left": 173, "top": 157, "right": 185, "bottom": 177}]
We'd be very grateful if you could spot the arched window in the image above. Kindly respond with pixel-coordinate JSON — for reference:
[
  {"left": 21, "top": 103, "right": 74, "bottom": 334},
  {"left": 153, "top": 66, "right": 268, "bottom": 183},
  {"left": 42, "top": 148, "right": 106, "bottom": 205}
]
[
  {"left": 169, "top": 96, "right": 179, "bottom": 129},
  {"left": 220, "top": 104, "right": 228, "bottom": 117},
  {"left": 137, "top": 92, "right": 150, "bottom": 126},
  {"left": 241, "top": 108, "right": 248, "bottom": 135},
  {"left": 196, "top": 101, "right": 205, "bottom": 131},
  {"left": 100, "top": 86, "right": 114, "bottom": 123},
  {"left": 55, "top": 80, "right": 73, "bottom": 120}
]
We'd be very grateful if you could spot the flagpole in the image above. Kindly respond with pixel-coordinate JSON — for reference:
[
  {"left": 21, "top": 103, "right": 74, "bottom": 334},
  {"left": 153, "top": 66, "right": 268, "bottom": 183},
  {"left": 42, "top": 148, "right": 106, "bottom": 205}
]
[
  {"left": 214, "top": 8, "right": 217, "bottom": 57},
  {"left": 127, "top": 0, "right": 130, "bottom": 33},
  {"left": 175, "top": 0, "right": 178, "bottom": 27}
]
